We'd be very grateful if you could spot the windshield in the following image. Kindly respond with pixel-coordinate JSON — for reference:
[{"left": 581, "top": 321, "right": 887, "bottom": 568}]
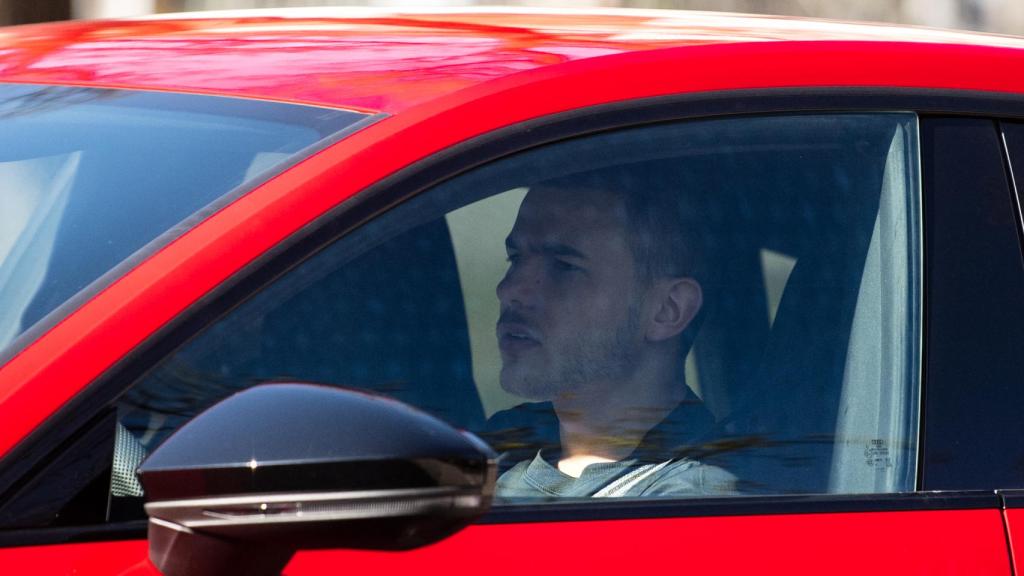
[{"left": 0, "top": 84, "right": 370, "bottom": 364}]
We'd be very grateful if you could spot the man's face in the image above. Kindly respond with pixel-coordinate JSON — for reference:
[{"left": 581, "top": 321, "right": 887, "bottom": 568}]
[{"left": 496, "top": 186, "right": 646, "bottom": 401}]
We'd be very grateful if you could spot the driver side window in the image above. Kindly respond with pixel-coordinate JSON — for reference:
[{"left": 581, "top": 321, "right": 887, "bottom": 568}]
[{"left": 116, "top": 112, "right": 921, "bottom": 508}]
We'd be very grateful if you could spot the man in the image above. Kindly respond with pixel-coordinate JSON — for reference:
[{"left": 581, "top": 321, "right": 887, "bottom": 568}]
[{"left": 491, "top": 168, "right": 735, "bottom": 499}]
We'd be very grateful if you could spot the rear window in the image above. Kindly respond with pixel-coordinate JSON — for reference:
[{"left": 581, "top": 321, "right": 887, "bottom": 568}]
[{"left": 0, "top": 84, "right": 369, "bottom": 363}]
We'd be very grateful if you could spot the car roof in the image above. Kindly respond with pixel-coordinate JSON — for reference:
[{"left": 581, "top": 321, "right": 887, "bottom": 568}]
[{"left": 2, "top": 7, "right": 1024, "bottom": 114}]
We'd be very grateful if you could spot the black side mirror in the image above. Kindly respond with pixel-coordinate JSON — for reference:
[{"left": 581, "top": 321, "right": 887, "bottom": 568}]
[{"left": 137, "top": 383, "right": 496, "bottom": 576}]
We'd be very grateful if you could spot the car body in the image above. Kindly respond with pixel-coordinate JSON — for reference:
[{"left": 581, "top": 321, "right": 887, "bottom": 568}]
[{"left": 1, "top": 7, "right": 1024, "bottom": 574}]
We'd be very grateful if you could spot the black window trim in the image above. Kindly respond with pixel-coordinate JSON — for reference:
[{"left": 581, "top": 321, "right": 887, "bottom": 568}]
[
  {"left": 0, "top": 491, "right": 1005, "bottom": 548},
  {"left": 998, "top": 123, "right": 1024, "bottom": 264},
  {"left": 997, "top": 490, "right": 1024, "bottom": 509},
  {"left": 4, "top": 87, "right": 1024, "bottom": 544},
  {"left": 918, "top": 117, "right": 1024, "bottom": 492}
]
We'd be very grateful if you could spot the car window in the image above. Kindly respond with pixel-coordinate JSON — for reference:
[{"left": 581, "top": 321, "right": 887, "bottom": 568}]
[
  {"left": 0, "top": 84, "right": 368, "bottom": 364},
  {"left": 106, "top": 112, "right": 922, "bottom": 516}
]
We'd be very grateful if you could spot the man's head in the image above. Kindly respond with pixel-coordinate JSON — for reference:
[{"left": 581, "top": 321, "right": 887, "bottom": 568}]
[{"left": 495, "top": 167, "right": 703, "bottom": 402}]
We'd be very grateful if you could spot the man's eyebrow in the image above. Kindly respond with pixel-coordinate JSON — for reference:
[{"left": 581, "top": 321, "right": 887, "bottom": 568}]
[
  {"left": 542, "top": 242, "right": 588, "bottom": 260},
  {"left": 504, "top": 237, "right": 588, "bottom": 260}
]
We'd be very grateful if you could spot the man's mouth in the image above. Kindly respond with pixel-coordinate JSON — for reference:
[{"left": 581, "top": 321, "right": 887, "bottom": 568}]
[
  {"left": 496, "top": 321, "right": 541, "bottom": 352},
  {"left": 498, "top": 324, "right": 538, "bottom": 340}
]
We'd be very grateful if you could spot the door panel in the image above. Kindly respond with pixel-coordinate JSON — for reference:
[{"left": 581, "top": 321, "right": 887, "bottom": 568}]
[
  {"left": 0, "top": 540, "right": 151, "bottom": 575},
  {"left": 287, "top": 510, "right": 1009, "bottom": 575},
  {"left": 0, "top": 508, "right": 1010, "bottom": 575}
]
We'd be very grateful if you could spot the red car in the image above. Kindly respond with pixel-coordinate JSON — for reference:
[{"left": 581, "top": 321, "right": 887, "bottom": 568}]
[{"left": 1, "top": 8, "right": 1024, "bottom": 574}]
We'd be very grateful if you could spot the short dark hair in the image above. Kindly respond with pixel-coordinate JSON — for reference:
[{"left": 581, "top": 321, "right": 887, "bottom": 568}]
[
  {"left": 531, "top": 165, "right": 706, "bottom": 355},
  {"left": 533, "top": 165, "right": 702, "bottom": 286}
]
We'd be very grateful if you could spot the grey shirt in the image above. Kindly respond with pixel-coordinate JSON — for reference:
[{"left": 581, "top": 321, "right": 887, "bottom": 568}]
[
  {"left": 496, "top": 449, "right": 736, "bottom": 500},
  {"left": 489, "top": 394, "right": 737, "bottom": 501}
]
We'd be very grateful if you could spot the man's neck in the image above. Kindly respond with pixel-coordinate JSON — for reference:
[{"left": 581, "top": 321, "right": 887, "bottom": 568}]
[{"left": 552, "top": 371, "right": 686, "bottom": 477}]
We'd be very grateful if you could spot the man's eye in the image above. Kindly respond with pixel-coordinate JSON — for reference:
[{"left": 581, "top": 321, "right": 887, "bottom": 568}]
[{"left": 554, "top": 259, "right": 581, "bottom": 272}]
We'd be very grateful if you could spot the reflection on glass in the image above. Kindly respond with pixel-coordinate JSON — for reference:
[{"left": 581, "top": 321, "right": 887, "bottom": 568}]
[{"left": 0, "top": 84, "right": 367, "bottom": 361}]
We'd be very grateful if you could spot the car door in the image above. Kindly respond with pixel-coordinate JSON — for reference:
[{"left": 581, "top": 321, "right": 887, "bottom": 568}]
[{"left": 0, "top": 92, "right": 1018, "bottom": 575}]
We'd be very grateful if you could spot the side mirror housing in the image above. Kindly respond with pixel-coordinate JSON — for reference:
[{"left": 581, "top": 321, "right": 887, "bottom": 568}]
[{"left": 138, "top": 383, "right": 496, "bottom": 576}]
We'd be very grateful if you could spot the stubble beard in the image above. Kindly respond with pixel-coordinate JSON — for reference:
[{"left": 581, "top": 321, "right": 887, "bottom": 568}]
[{"left": 499, "top": 303, "right": 642, "bottom": 402}]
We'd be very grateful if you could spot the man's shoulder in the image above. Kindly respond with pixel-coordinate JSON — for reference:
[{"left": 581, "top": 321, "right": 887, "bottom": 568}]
[
  {"left": 632, "top": 391, "right": 718, "bottom": 462},
  {"left": 638, "top": 459, "right": 738, "bottom": 497}
]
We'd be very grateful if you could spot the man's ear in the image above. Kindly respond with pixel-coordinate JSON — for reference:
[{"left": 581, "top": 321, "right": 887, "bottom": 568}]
[{"left": 645, "top": 277, "right": 702, "bottom": 342}]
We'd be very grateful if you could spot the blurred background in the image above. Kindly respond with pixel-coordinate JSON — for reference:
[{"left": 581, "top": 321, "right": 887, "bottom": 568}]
[{"left": 1, "top": 0, "right": 1022, "bottom": 35}]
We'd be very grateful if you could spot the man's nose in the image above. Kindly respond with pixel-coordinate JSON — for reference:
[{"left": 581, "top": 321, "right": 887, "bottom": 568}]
[{"left": 496, "top": 258, "right": 540, "bottom": 308}]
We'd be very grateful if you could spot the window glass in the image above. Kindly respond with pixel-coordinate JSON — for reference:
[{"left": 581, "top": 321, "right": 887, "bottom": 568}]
[
  {"left": 0, "top": 84, "right": 368, "bottom": 363},
  {"left": 118, "top": 113, "right": 921, "bottom": 510}
]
